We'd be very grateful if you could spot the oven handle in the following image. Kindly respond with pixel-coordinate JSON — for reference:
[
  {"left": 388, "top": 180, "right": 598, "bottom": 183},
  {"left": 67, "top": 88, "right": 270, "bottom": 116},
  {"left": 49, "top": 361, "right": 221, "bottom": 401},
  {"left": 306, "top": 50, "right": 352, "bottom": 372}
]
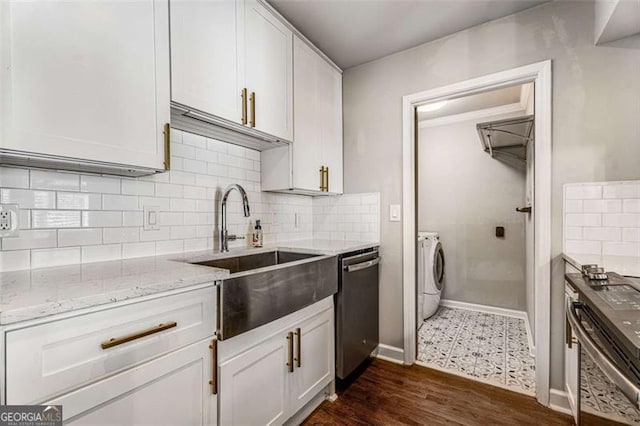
[
  {"left": 566, "top": 299, "right": 640, "bottom": 409},
  {"left": 344, "top": 257, "right": 380, "bottom": 273}
]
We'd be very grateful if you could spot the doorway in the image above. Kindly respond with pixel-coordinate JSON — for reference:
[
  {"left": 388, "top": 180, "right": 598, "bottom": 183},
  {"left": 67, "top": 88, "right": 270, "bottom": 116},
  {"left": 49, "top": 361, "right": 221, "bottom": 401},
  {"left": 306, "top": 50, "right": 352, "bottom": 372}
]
[{"left": 401, "top": 61, "right": 552, "bottom": 405}]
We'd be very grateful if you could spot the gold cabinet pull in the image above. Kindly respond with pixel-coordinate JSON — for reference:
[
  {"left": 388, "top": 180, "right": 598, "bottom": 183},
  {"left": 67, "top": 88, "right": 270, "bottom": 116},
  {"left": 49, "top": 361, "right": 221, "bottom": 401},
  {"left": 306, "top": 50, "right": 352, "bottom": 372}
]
[
  {"left": 241, "top": 88, "right": 248, "bottom": 125},
  {"left": 295, "top": 327, "right": 301, "bottom": 368},
  {"left": 286, "top": 331, "right": 294, "bottom": 373},
  {"left": 209, "top": 339, "right": 218, "bottom": 395},
  {"left": 249, "top": 91, "right": 256, "bottom": 128},
  {"left": 324, "top": 166, "right": 329, "bottom": 192},
  {"left": 163, "top": 123, "right": 171, "bottom": 170},
  {"left": 319, "top": 166, "right": 326, "bottom": 191},
  {"left": 101, "top": 321, "right": 177, "bottom": 350}
]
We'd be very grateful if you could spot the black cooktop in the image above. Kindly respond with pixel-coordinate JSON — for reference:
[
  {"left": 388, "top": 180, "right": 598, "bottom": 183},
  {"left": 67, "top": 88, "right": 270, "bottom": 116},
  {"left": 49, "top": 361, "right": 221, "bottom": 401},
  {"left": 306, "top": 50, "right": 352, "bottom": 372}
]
[{"left": 566, "top": 272, "right": 640, "bottom": 360}]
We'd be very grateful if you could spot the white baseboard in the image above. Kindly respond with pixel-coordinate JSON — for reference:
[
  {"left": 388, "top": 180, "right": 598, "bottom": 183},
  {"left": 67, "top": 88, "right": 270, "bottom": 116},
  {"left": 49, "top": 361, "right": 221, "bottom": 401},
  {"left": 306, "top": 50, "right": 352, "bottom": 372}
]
[
  {"left": 375, "top": 344, "right": 405, "bottom": 364},
  {"left": 548, "top": 388, "right": 572, "bottom": 415}
]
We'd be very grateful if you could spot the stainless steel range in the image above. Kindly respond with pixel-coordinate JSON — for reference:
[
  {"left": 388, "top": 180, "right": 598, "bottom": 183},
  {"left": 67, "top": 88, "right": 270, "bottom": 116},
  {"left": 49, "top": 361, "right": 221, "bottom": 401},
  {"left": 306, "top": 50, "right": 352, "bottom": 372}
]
[{"left": 565, "top": 271, "right": 640, "bottom": 424}]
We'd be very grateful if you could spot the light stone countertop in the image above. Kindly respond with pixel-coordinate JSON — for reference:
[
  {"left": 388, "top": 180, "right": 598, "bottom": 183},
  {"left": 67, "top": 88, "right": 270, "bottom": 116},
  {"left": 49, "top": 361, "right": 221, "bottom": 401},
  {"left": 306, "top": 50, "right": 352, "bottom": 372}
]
[{"left": 0, "top": 239, "right": 378, "bottom": 326}]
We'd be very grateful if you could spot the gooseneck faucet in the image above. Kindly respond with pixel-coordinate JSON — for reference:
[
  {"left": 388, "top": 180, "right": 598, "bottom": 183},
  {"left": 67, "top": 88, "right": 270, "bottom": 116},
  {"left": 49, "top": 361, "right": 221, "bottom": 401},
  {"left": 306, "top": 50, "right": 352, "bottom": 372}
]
[{"left": 220, "top": 184, "right": 251, "bottom": 252}]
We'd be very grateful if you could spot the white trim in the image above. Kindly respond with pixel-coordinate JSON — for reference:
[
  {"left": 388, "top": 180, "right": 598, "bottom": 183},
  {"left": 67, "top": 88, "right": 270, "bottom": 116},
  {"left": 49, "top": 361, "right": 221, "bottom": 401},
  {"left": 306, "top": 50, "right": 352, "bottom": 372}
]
[
  {"left": 402, "top": 60, "right": 553, "bottom": 406},
  {"left": 419, "top": 102, "right": 524, "bottom": 128},
  {"left": 375, "top": 344, "right": 405, "bottom": 364},
  {"left": 524, "top": 313, "right": 536, "bottom": 358},
  {"left": 440, "top": 299, "right": 527, "bottom": 319},
  {"left": 415, "top": 361, "right": 535, "bottom": 397},
  {"left": 548, "top": 388, "right": 572, "bottom": 415}
]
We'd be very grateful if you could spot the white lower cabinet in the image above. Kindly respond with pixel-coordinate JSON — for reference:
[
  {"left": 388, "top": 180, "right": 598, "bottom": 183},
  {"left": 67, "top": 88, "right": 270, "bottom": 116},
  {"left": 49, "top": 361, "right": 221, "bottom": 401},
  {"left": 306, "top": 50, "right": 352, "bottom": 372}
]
[
  {"left": 48, "top": 338, "right": 217, "bottom": 425},
  {"left": 219, "top": 299, "right": 334, "bottom": 425}
]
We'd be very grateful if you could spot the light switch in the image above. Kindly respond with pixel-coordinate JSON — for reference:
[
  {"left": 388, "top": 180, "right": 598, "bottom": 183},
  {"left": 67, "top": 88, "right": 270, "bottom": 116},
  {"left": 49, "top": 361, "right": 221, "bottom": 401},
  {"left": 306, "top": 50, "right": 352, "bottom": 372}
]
[
  {"left": 389, "top": 204, "right": 401, "bottom": 222},
  {"left": 144, "top": 206, "right": 160, "bottom": 231}
]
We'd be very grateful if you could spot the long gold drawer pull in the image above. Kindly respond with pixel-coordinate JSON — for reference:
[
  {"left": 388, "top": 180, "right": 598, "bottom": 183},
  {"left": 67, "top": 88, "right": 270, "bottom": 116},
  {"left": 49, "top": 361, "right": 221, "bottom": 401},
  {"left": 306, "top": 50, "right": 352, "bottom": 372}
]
[
  {"left": 249, "top": 91, "right": 256, "bottom": 128},
  {"left": 163, "top": 123, "right": 171, "bottom": 171},
  {"left": 209, "top": 339, "right": 218, "bottom": 395},
  {"left": 324, "top": 167, "right": 329, "bottom": 192},
  {"left": 286, "top": 331, "right": 294, "bottom": 373},
  {"left": 295, "top": 327, "right": 301, "bottom": 368},
  {"left": 319, "top": 166, "right": 325, "bottom": 191},
  {"left": 241, "top": 88, "right": 248, "bottom": 125},
  {"left": 100, "top": 322, "right": 177, "bottom": 350}
]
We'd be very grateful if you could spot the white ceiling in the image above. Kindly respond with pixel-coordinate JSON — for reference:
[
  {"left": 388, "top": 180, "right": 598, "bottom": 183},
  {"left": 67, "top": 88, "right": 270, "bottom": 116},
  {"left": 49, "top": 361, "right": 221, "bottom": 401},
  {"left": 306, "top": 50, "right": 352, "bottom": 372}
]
[
  {"left": 268, "top": 0, "right": 549, "bottom": 69},
  {"left": 418, "top": 84, "right": 526, "bottom": 121}
]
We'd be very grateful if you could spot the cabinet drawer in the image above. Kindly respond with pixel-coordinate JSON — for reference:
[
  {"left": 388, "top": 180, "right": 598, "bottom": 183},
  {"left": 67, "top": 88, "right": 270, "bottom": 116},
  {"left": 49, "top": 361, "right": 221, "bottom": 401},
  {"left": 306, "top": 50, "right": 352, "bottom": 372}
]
[{"left": 6, "top": 286, "right": 216, "bottom": 404}]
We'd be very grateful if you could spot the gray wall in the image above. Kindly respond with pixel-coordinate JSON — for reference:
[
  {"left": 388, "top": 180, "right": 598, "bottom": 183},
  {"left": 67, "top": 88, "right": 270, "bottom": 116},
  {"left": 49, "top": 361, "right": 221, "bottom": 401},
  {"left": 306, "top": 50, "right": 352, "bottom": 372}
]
[
  {"left": 418, "top": 112, "right": 526, "bottom": 311},
  {"left": 342, "top": 0, "right": 640, "bottom": 390}
]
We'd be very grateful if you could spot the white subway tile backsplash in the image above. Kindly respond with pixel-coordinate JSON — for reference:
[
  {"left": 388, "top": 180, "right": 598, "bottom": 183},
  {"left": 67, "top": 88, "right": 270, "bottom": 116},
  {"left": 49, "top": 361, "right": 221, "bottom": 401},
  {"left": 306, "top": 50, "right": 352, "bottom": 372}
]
[
  {"left": 603, "top": 183, "right": 640, "bottom": 199},
  {"left": 603, "top": 214, "right": 640, "bottom": 228},
  {"left": 58, "top": 229, "right": 102, "bottom": 247},
  {"left": 565, "top": 213, "right": 601, "bottom": 227},
  {"left": 57, "top": 192, "right": 102, "bottom": 210},
  {"left": 122, "top": 211, "right": 144, "bottom": 227},
  {"left": 565, "top": 185, "right": 602, "bottom": 200},
  {"left": 103, "top": 227, "right": 140, "bottom": 244},
  {"left": 30, "top": 170, "right": 79, "bottom": 192},
  {"left": 603, "top": 242, "right": 640, "bottom": 257},
  {"left": 80, "top": 175, "right": 121, "bottom": 194},
  {"left": 171, "top": 142, "right": 195, "bottom": 159},
  {"left": 182, "top": 132, "right": 206, "bottom": 149},
  {"left": 82, "top": 211, "right": 122, "bottom": 228},
  {"left": 624, "top": 199, "right": 640, "bottom": 213},
  {"left": 0, "top": 167, "right": 29, "bottom": 188},
  {"left": 2, "top": 230, "right": 57, "bottom": 251},
  {"left": 32, "top": 247, "right": 80, "bottom": 268},
  {"left": 1, "top": 188, "right": 56, "bottom": 209},
  {"left": 156, "top": 240, "right": 183, "bottom": 255},
  {"left": 0, "top": 250, "right": 30, "bottom": 271},
  {"left": 32, "top": 210, "right": 81, "bottom": 228},
  {"left": 566, "top": 240, "right": 601, "bottom": 255},
  {"left": 583, "top": 227, "right": 621, "bottom": 241},
  {"left": 121, "top": 180, "right": 155, "bottom": 196},
  {"left": 565, "top": 227, "right": 582, "bottom": 240},
  {"left": 123, "top": 242, "right": 156, "bottom": 258},
  {"left": 82, "top": 244, "right": 122, "bottom": 263},
  {"left": 583, "top": 199, "right": 622, "bottom": 213},
  {"left": 103, "top": 194, "right": 139, "bottom": 211},
  {"left": 565, "top": 200, "right": 583, "bottom": 213},
  {"left": 140, "top": 227, "right": 171, "bottom": 242},
  {"left": 156, "top": 183, "right": 183, "bottom": 198},
  {"left": 623, "top": 228, "right": 640, "bottom": 242}
]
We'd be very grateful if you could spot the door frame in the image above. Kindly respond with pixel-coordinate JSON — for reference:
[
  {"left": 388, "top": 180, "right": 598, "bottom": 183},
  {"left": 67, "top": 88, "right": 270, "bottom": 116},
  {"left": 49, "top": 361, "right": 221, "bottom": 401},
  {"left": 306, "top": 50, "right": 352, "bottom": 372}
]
[{"left": 401, "top": 60, "right": 552, "bottom": 405}]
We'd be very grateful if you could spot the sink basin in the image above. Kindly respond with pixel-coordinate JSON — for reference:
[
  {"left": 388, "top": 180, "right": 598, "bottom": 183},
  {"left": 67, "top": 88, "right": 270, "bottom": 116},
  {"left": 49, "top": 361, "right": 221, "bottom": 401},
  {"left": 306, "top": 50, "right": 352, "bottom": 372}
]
[
  {"left": 190, "top": 250, "right": 337, "bottom": 340},
  {"left": 192, "top": 250, "right": 319, "bottom": 274}
]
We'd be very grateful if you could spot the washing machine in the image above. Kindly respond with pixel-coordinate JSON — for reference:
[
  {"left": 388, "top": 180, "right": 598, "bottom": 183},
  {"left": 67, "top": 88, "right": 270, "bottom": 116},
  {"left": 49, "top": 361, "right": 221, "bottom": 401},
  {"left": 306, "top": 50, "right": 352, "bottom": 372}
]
[{"left": 417, "top": 231, "right": 445, "bottom": 321}]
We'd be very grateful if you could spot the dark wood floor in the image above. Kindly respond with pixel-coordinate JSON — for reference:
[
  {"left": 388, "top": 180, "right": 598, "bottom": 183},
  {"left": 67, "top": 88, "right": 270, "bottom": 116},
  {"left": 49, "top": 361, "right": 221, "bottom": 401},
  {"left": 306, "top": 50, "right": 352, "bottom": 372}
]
[{"left": 304, "top": 359, "right": 615, "bottom": 426}]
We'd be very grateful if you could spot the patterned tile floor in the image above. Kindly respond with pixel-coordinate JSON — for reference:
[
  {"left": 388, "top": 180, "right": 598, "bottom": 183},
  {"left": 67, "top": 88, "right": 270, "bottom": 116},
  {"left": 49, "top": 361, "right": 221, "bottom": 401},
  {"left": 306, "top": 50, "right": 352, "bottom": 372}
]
[
  {"left": 417, "top": 306, "right": 536, "bottom": 395},
  {"left": 582, "top": 347, "right": 640, "bottom": 424}
]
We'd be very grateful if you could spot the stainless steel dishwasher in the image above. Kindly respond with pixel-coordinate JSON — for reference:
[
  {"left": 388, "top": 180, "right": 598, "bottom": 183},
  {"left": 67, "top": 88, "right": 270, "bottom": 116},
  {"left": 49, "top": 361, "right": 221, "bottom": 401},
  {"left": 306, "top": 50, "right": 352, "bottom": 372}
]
[{"left": 336, "top": 247, "right": 380, "bottom": 379}]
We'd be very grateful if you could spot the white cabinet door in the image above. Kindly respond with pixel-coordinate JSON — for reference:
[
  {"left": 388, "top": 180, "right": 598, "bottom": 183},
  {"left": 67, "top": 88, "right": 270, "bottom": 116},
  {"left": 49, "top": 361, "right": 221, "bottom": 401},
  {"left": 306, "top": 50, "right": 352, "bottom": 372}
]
[
  {"left": 170, "top": 0, "right": 243, "bottom": 124},
  {"left": 219, "top": 331, "right": 290, "bottom": 425},
  {"left": 318, "top": 59, "right": 343, "bottom": 194},
  {"left": 1, "top": 0, "right": 170, "bottom": 170},
  {"left": 292, "top": 37, "right": 323, "bottom": 192},
  {"left": 291, "top": 309, "right": 334, "bottom": 414},
  {"left": 49, "top": 339, "right": 217, "bottom": 426},
  {"left": 243, "top": 0, "right": 293, "bottom": 141}
]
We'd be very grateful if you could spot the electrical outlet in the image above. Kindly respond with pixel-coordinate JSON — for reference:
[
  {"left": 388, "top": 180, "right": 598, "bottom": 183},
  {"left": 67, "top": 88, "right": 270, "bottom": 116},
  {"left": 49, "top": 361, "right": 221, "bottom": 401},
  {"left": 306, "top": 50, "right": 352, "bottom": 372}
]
[{"left": 0, "top": 204, "right": 20, "bottom": 237}]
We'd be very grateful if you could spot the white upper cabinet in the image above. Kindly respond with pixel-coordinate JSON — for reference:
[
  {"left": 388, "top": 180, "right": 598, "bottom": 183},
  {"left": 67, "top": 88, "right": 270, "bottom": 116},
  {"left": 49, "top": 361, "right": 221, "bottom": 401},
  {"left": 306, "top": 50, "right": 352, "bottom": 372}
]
[
  {"left": 0, "top": 0, "right": 170, "bottom": 174},
  {"left": 261, "top": 36, "right": 343, "bottom": 194},
  {"left": 170, "top": 0, "right": 242, "bottom": 124},
  {"left": 170, "top": 0, "right": 293, "bottom": 142}
]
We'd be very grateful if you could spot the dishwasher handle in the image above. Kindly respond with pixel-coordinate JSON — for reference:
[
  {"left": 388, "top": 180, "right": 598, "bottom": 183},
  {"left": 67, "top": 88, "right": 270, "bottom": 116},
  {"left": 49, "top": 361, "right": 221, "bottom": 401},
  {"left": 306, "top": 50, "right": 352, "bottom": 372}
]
[
  {"left": 566, "top": 298, "right": 640, "bottom": 409},
  {"left": 344, "top": 257, "right": 380, "bottom": 273}
]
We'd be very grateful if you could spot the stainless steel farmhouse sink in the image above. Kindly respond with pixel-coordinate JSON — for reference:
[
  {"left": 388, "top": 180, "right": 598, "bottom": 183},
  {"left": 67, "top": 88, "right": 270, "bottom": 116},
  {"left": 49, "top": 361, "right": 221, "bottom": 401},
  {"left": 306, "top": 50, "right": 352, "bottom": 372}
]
[{"left": 190, "top": 250, "right": 338, "bottom": 340}]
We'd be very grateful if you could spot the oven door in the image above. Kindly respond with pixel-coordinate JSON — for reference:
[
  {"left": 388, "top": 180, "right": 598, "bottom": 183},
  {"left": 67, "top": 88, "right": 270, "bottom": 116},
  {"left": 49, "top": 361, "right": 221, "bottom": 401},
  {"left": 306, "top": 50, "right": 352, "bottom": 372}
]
[{"left": 566, "top": 298, "right": 640, "bottom": 424}]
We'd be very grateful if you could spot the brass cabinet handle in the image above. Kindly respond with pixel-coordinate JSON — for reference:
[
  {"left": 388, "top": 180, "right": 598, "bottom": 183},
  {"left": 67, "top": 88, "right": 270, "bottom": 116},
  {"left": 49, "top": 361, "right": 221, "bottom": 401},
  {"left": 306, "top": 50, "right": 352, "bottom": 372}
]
[
  {"left": 101, "top": 321, "right": 177, "bottom": 350},
  {"left": 324, "top": 167, "right": 329, "bottom": 192},
  {"left": 319, "top": 166, "right": 325, "bottom": 191},
  {"left": 163, "top": 123, "right": 171, "bottom": 170},
  {"left": 286, "top": 331, "right": 294, "bottom": 373},
  {"left": 241, "top": 88, "right": 248, "bottom": 125},
  {"left": 249, "top": 92, "right": 256, "bottom": 128},
  {"left": 209, "top": 339, "right": 218, "bottom": 395},
  {"left": 295, "top": 328, "right": 301, "bottom": 368}
]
